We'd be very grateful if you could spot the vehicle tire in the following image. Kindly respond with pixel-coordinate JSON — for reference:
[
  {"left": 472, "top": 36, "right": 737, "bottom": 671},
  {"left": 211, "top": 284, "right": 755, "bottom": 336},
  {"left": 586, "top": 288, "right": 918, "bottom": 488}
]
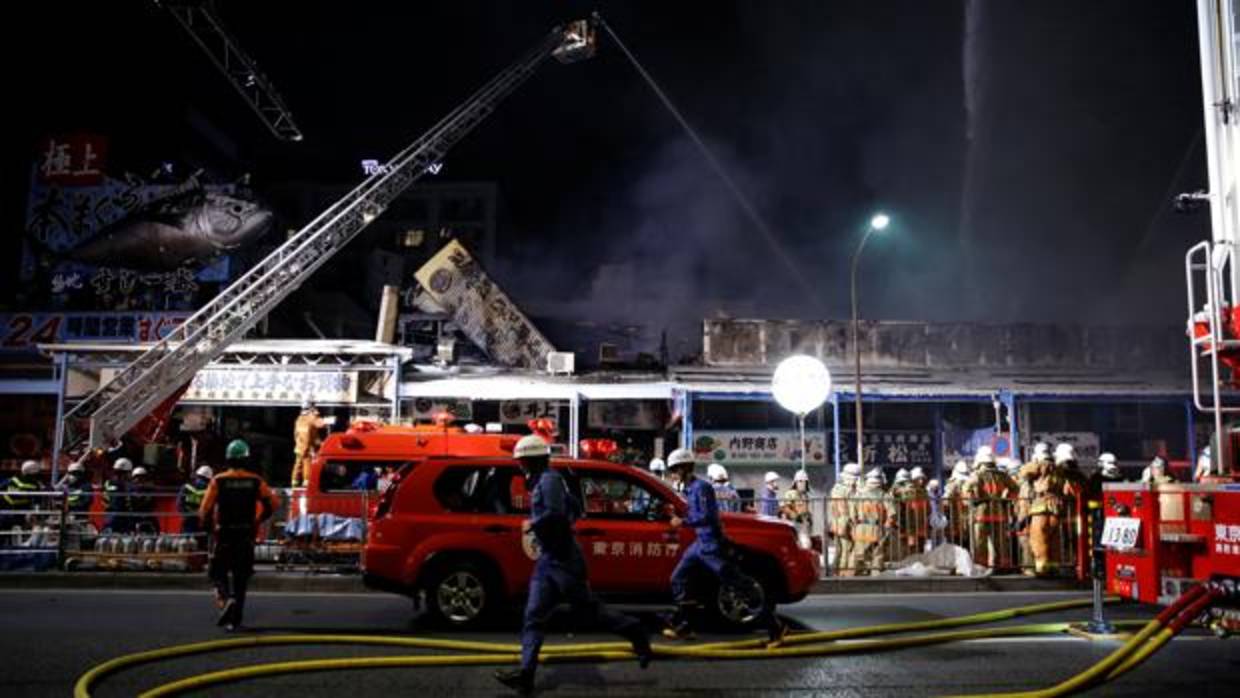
[
  {"left": 707, "top": 569, "right": 771, "bottom": 631},
  {"left": 424, "top": 559, "right": 499, "bottom": 629}
]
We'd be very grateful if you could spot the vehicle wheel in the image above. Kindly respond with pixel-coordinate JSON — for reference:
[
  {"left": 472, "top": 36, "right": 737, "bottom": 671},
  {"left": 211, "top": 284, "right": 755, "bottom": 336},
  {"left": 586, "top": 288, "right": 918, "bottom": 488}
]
[
  {"left": 425, "top": 560, "right": 498, "bottom": 629},
  {"left": 710, "top": 570, "right": 770, "bottom": 630}
]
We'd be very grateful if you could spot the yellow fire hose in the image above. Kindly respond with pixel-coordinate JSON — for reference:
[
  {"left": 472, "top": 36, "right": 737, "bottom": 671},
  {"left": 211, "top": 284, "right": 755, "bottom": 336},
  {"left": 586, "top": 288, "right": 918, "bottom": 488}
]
[
  {"left": 951, "top": 584, "right": 1219, "bottom": 698},
  {"left": 74, "top": 595, "right": 1205, "bottom": 698}
]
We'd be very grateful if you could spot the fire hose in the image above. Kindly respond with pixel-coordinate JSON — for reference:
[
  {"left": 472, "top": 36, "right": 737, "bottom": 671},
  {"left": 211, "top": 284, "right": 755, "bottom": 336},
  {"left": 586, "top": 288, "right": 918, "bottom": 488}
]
[{"left": 73, "top": 594, "right": 1215, "bottom": 698}]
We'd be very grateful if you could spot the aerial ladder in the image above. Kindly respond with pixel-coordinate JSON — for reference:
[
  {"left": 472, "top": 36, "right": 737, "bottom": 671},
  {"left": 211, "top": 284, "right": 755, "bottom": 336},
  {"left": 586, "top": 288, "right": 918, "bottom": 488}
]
[
  {"left": 58, "top": 18, "right": 599, "bottom": 457},
  {"left": 1184, "top": 0, "right": 1240, "bottom": 476},
  {"left": 156, "top": 0, "right": 305, "bottom": 142}
]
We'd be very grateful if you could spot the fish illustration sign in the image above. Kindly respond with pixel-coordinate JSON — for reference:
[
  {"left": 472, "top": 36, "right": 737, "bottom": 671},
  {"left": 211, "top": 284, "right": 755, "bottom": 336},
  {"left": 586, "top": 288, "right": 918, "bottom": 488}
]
[{"left": 22, "top": 149, "right": 273, "bottom": 311}]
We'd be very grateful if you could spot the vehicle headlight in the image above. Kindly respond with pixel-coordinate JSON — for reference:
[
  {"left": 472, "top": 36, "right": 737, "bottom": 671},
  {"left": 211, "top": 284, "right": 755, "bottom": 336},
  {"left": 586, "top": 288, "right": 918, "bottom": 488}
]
[{"left": 796, "top": 531, "right": 812, "bottom": 550}]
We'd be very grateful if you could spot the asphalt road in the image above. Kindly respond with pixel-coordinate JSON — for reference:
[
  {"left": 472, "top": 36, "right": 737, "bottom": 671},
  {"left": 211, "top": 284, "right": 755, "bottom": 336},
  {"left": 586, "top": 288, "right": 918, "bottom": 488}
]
[{"left": 2, "top": 589, "right": 1237, "bottom": 697}]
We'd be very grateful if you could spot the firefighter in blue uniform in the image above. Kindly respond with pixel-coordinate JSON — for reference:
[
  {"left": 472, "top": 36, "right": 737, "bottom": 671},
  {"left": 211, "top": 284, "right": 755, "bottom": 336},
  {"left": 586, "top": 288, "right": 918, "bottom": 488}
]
[
  {"left": 662, "top": 448, "right": 788, "bottom": 646},
  {"left": 103, "top": 458, "right": 135, "bottom": 533},
  {"left": 495, "top": 434, "right": 651, "bottom": 696}
]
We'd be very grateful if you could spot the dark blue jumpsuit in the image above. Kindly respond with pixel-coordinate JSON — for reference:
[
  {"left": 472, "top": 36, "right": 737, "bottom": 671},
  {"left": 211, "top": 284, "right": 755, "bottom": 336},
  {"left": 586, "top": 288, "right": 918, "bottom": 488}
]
[
  {"left": 670, "top": 476, "right": 779, "bottom": 630},
  {"left": 519, "top": 468, "right": 643, "bottom": 675}
]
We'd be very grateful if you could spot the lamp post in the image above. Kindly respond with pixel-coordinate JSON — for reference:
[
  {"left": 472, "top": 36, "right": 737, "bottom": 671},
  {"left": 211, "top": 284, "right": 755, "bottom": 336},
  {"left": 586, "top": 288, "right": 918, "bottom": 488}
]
[
  {"left": 850, "top": 213, "right": 889, "bottom": 466},
  {"left": 772, "top": 355, "right": 832, "bottom": 476}
]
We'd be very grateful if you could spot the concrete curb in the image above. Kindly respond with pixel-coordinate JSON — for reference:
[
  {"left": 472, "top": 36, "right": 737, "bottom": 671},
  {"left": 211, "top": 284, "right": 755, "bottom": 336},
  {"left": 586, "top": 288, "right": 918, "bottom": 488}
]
[{"left": 0, "top": 572, "right": 1080, "bottom": 595}]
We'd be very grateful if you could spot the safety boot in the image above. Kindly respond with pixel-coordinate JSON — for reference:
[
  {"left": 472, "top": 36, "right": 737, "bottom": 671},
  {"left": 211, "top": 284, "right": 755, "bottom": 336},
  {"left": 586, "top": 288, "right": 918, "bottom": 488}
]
[
  {"left": 765, "top": 619, "right": 789, "bottom": 649},
  {"left": 628, "top": 629, "right": 654, "bottom": 668},
  {"left": 494, "top": 668, "right": 534, "bottom": 696},
  {"left": 661, "top": 605, "right": 696, "bottom": 641},
  {"left": 216, "top": 598, "right": 236, "bottom": 628}
]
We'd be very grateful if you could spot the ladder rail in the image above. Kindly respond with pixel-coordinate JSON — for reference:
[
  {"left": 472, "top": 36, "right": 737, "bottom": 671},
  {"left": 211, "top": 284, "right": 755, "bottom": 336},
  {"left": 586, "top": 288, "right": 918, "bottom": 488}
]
[
  {"left": 62, "top": 26, "right": 572, "bottom": 451},
  {"left": 160, "top": 0, "right": 305, "bottom": 142}
]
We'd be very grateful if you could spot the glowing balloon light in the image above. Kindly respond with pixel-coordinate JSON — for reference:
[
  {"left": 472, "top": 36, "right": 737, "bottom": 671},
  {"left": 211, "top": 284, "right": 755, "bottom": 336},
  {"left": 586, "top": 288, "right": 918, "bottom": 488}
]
[{"left": 772, "top": 355, "right": 832, "bottom": 415}]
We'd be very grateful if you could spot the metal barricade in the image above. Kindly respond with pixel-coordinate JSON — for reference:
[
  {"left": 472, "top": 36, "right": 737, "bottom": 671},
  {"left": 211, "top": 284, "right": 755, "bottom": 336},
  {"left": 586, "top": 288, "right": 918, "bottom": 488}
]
[{"left": 815, "top": 493, "right": 1086, "bottom": 579}]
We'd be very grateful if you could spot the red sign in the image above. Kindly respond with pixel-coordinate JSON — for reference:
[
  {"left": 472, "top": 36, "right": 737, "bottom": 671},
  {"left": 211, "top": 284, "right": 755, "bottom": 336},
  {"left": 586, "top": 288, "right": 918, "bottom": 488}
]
[{"left": 36, "top": 133, "right": 108, "bottom": 186}]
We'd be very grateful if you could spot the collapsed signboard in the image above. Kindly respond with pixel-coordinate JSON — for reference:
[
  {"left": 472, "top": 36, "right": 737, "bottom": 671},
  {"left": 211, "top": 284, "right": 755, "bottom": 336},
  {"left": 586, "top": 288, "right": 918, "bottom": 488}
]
[{"left": 415, "top": 240, "right": 555, "bottom": 369}]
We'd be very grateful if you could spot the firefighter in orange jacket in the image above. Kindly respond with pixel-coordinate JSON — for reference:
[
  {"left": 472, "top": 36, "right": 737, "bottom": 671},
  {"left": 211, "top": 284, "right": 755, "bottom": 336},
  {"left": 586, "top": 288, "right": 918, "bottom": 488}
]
[
  {"left": 199, "top": 439, "right": 281, "bottom": 630},
  {"left": 291, "top": 399, "right": 329, "bottom": 487},
  {"left": 963, "top": 446, "right": 1018, "bottom": 569}
]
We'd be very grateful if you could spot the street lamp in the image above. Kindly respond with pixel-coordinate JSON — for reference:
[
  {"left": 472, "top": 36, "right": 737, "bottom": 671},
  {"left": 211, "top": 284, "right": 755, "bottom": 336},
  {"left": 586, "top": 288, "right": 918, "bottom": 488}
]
[
  {"left": 850, "top": 213, "right": 890, "bottom": 466},
  {"left": 772, "top": 355, "right": 832, "bottom": 475}
]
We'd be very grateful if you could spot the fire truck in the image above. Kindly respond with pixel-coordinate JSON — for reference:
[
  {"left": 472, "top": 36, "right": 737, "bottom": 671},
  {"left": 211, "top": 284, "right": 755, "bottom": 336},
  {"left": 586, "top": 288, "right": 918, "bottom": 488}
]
[{"left": 1104, "top": 0, "right": 1240, "bottom": 627}]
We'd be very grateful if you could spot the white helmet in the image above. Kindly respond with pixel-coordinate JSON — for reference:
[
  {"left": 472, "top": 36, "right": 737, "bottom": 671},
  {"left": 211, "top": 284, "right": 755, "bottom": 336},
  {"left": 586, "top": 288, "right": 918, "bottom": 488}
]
[
  {"left": 951, "top": 461, "right": 971, "bottom": 479},
  {"left": 974, "top": 446, "right": 996, "bottom": 466},
  {"left": 764, "top": 471, "right": 781, "bottom": 484},
  {"left": 513, "top": 434, "right": 550, "bottom": 459},
  {"left": 648, "top": 457, "right": 666, "bottom": 473},
  {"left": 667, "top": 448, "right": 695, "bottom": 470},
  {"left": 909, "top": 467, "right": 926, "bottom": 481},
  {"left": 20, "top": 460, "right": 40, "bottom": 476},
  {"left": 894, "top": 468, "right": 910, "bottom": 484},
  {"left": 843, "top": 462, "right": 863, "bottom": 477},
  {"left": 131, "top": 467, "right": 149, "bottom": 478},
  {"left": 301, "top": 397, "right": 315, "bottom": 411},
  {"left": 997, "top": 457, "right": 1015, "bottom": 473},
  {"left": 463, "top": 423, "right": 483, "bottom": 434},
  {"left": 194, "top": 465, "right": 214, "bottom": 479},
  {"left": 1033, "top": 442, "right": 1051, "bottom": 461},
  {"left": 706, "top": 463, "right": 728, "bottom": 482},
  {"left": 1097, "top": 453, "right": 1117, "bottom": 467},
  {"left": 67, "top": 460, "right": 86, "bottom": 474},
  {"left": 927, "top": 479, "right": 941, "bottom": 495},
  {"left": 1054, "top": 443, "right": 1076, "bottom": 465},
  {"left": 113, "top": 458, "right": 133, "bottom": 472},
  {"left": 1149, "top": 456, "right": 1167, "bottom": 472},
  {"left": 865, "top": 469, "right": 884, "bottom": 485},
  {"left": 793, "top": 469, "right": 809, "bottom": 483},
  {"left": 1100, "top": 460, "right": 1121, "bottom": 479}
]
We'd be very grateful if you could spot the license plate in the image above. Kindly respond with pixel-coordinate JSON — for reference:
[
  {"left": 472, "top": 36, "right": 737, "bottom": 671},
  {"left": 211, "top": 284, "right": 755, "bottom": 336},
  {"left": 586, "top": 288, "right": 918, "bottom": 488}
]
[{"left": 1101, "top": 516, "right": 1141, "bottom": 550}]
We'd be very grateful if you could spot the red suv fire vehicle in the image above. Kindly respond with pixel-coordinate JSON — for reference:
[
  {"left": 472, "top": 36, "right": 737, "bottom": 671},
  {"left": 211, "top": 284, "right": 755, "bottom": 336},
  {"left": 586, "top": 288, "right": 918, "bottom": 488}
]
[{"left": 362, "top": 457, "right": 821, "bottom": 628}]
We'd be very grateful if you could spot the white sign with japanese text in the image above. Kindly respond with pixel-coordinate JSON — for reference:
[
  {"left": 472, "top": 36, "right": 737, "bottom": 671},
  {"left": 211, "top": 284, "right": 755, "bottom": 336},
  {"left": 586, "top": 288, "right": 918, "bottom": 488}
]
[
  {"left": 414, "top": 240, "right": 556, "bottom": 369},
  {"left": 182, "top": 369, "right": 359, "bottom": 404},
  {"left": 691, "top": 431, "right": 827, "bottom": 465}
]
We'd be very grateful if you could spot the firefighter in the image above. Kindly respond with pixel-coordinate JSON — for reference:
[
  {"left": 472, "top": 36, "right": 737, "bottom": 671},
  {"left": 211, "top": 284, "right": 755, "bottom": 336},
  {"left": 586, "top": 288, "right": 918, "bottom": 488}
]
[
  {"left": 662, "top": 448, "right": 787, "bottom": 646},
  {"left": 707, "top": 463, "right": 741, "bottom": 513},
  {"left": 291, "top": 398, "right": 329, "bottom": 487},
  {"left": 781, "top": 469, "right": 813, "bottom": 530},
  {"left": 900, "top": 467, "right": 931, "bottom": 555},
  {"left": 758, "top": 471, "right": 781, "bottom": 517},
  {"left": 56, "top": 460, "right": 94, "bottom": 515},
  {"left": 891, "top": 468, "right": 911, "bottom": 498},
  {"left": 829, "top": 463, "right": 862, "bottom": 575},
  {"left": 963, "top": 446, "right": 1017, "bottom": 569},
  {"left": 178, "top": 465, "right": 213, "bottom": 537},
  {"left": 850, "top": 469, "right": 894, "bottom": 576},
  {"left": 495, "top": 435, "right": 650, "bottom": 696},
  {"left": 1023, "top": 444, "right": 1078, "bottom": 576},
  {"left": 943, "top": 460, "right": 972, "bottom": 546},
  {"left": 103, "top": 458, "right": 136, "bottom": 533},
  {"left": 1147, "top": 456, "right": 1175, "bottom": 486},
  {"left": 199, "top": 439, "right": 281, "bottom": 631},
  {"left": 649, "top": 457, "right": 667, "bottom": 481},
  {"left": 2, "top": 460, "right": 45, "bottom": 530},
  {"left": 129, "top": 467, "right": 159, "bottom": 534}
]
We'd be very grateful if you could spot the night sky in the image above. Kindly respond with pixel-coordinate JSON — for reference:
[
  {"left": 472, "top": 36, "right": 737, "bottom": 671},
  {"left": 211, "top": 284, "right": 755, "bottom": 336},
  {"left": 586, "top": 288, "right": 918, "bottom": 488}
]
[{"left": 0, "top": 1, "right": 1210, "bottom": 340}]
